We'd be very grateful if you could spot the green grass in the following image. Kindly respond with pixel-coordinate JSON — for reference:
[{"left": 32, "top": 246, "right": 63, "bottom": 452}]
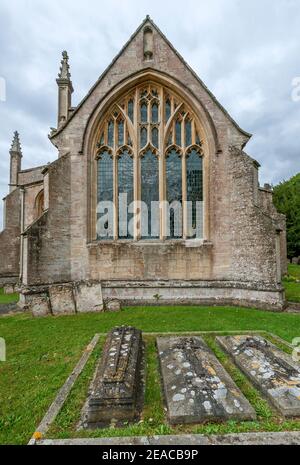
[
  {"left": 0, "top": 287, "right": 19, "bottom": 304},
  {"left": 1, "top": 306, "right": 300, "bottom": 444},
  {"left": 283, "top": 264, "right": 300, "bottom": 303}
]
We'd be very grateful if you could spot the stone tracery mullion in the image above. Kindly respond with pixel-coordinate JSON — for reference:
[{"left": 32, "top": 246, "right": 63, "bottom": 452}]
[{"left": 96, "top": 82, "right": 204, "bottom": 242}]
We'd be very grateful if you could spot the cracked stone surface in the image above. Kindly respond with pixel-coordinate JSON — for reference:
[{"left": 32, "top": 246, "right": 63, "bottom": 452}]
[
  {"left": 157, "top": 336, "right": 256, "bottom": 425},
  {"left": 81, "top": 326, "right": 143, "bottom": 429},
  {"left": 217, "top": 335, "right": 300, "bottom": 417}
]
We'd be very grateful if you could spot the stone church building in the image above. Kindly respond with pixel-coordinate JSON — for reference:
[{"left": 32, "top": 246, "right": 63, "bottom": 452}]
[{"left": 0, "top": 17, "right": 287, "bottom": 315}]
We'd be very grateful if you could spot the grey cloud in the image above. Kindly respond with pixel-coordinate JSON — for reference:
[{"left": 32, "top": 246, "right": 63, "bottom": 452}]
[{"left": 0, "top": 0, "right": 299, "bottom": 229}]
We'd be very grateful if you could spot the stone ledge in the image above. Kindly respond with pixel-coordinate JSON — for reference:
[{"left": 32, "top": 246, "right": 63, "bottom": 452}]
[
  {"left": 101, "top": 279, "right": 284, "bottom": 292},
  {"left": 35, "top": 431, "right": 300, "bottom": 445}
]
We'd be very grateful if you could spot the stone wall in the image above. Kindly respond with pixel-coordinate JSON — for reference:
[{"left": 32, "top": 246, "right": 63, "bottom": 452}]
[
  {"left": 19, "top": 18, "right": 287, "bottom": 312},
  {"left": 18, "top": 166, "right": 45, "bottom": 186},
  {"left": 0, "top": 188, "right": 21, "bottom": 285},
  {"left": 24, "top": 183, "right": 44, "bottom": 230},
  {"left": 24, "top": 154, "right": 72, "bottom": 285}
]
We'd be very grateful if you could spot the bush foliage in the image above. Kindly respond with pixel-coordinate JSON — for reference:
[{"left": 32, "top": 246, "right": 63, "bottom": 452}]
[{"left": 273, "top": 173, "right": 300, "bottom": 259}]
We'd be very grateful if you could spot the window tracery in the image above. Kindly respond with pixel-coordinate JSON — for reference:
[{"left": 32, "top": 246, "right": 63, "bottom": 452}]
[{"left": 95, "top": 82, "right": 204, "bottom": 240}]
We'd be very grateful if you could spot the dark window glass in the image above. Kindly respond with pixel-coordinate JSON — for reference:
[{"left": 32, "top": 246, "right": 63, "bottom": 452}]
[
  {"left": 128, "top": 100, "right": 134, "bottom": 122},
  {"left": 151, "top": 103, "right": 159, "bottom": 123},
  {"left": 141, "top": 127, "right": 147, "bottom": 147},
  {"left": 141, "top": 150, "right": 159, "bottom": 239},
  {"left": 185, "top": 120, "right": 192, "bottom": 147},
  {"left": 108, "top": 120, "right": 114, "bottom": 147},
  {"left": 165, "top": 99, "right": 171, "bottom": 121},
  {"left": 152, "top": 127, "right": 158, "bottom": 148},
  {"left": 118, "top": 120, "right": 124, "bottom": 147},
  {"left": 97, "top": 151, "right": 113, "bottom": 239},
  {"left": 118, "top": 151, "right": 134, "bottom": 239},
  {"left": 166, "top": 150, "right": 182, "bottom": 238},
  {"left": 175, "top": 120, "right": 181, "bottom": 146},
  {"left": 167, "top": 131, "right": 172, "bottom": 146},
  {"left": 141, "top": 102, "right": 148, "bottom": 123},
  {"left": 99, "top": 133, "right": 104, "bottom": 146},
  {"left": 187, "top": 150, "right": 203, "bottom": 238}
]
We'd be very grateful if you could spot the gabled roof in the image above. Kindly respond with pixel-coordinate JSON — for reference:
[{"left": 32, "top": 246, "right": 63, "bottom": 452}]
[{"left": 50, "top": 16, "right": 251, "bottom": 141}]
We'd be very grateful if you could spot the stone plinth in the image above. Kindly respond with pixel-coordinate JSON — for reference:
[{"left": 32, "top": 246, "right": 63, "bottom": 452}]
[
  {"left": 82, "top": 326, "right": 143, "bottom": 429},
  {"left": 217, "top": 335, "right": 300, "bottom": 417},
  {"left": 157, "top": 336, "right": 256, "bottom": 425}
]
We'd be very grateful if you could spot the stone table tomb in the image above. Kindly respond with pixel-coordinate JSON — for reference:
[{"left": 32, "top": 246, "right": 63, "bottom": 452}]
[
  {"left": 82, "top": 326, "right": 143, "bottom": 429},
  {"left": 217, "top": 335, "right": 300, "bottom": 417},
  {"left": 157, "top": 336, "right": 256, "bottom": 425}
]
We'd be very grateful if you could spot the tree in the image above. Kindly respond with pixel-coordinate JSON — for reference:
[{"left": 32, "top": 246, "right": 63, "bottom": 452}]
[{"left": 273, "top": 173, "right": 300, "bottom": 259}]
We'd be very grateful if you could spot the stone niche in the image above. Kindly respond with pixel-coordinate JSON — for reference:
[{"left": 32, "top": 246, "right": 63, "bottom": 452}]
[
  {"left": 217, "top": 335, "right": 300, "bottom": 417},
  {"left": 157, "top": 336, "right": 256, "bottom": 425},
  {"left": 81, "top": 326, "right": 144, "bottom": 429}
]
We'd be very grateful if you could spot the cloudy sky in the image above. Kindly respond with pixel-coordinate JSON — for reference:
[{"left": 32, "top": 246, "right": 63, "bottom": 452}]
[{"left": 0, "top": 0, "right": 300, "bottom": 227}]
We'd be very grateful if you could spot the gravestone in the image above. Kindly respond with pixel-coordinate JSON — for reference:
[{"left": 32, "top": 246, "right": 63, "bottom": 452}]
[
  {"left": 157, "top": 336, "right": 256, "bottom": 425},
  {"left": 81, "top": 326, "right": 143, "bottom": 429},
  {"left": 217, "top": 335, "right": 300, "bottom": 417}
]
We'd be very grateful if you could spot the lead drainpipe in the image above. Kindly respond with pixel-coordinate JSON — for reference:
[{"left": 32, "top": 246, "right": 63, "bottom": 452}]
[{"left": 19, "top": 187, "right": 25, "bottom": 284}]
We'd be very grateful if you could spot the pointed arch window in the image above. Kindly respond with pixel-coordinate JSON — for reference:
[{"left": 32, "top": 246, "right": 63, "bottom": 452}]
[
  {"left": 141, "top": 150, "right": 159, "bottom": 239},
  {"left": 95, "top": 82, "right": 204, "bottom": 241},
  {"left": 97, "top": 150, "right": 113, "bottom": 239},
  {"left": 166, "top": 149, "right": 182, "bottom": 239},
  {"left": 118, "top": 150, "right": 134, "bottom": 239}
]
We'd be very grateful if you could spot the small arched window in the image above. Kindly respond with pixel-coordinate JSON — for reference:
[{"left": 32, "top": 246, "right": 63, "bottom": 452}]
[
  {"left": 35, "top": 189, "right": 44, "bottom": 219},
  {"left": 95, "top": 83, "right": 204, "bottom": 241}
]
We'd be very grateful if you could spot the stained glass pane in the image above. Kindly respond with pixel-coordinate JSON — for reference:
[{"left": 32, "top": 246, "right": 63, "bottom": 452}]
[
  {"left": 118, "top": 151, "right": 134, "bottom": 239},
  {"left": 167, "top": 131, "right": 172, "bottom": 146},
  {"left": 140, "top": 127, "right": 147, "bottom": 147},
  {"left": 166, "top": 150, "right": 182, "bottom": 238},
  {"left": 187, "top": 150, "right": 203, "bottom": 239},
  {"left": 118, "top": 120, "right": 124, "bottom": 147},
  {"left": 185, "top": 120, "right": 192, "bottom": 147},
  {"left": 128, "top": 100, "right": 134, "bottom": 122},
  {"left": 141, "top": 102, "right": 148, "bottom": 123},
  {"left": 175, "top": 120, "right": 181, "bottom": 146},
  {"left": 165, "top": 99, "right": 171, "bottom": 121},
  {"left": 195, "top": 132, "right": 201, "bottom": 146},
  {"left": 152, "top": 127, "right": 158, "bottom": 148},
  {"left": 97, "top": 151, "right": 113, "bottom": 239},
  {"left": 141, "top": 150, "right": 159, "bottom": 239},
  {"left": 151, "top": 103, "right": 159, "bottom": 123},
  {"left": 99, "top": 133, "right": 104, "bottom": 146},
  {"left": 108, "top": 120, "right": 114, "bottom": 147}
]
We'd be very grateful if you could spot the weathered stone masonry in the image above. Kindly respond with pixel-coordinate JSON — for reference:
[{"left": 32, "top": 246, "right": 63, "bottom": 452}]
[{"left": 0, "top": 17, "right": 287, "bottom": 313}]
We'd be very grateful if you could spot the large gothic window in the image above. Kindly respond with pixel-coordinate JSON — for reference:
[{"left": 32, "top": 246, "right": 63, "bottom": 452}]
[{"left": 95, "top": 82, "right": 204, "bottom": 241}]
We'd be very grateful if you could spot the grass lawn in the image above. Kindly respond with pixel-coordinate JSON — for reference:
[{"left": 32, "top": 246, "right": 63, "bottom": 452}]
[
  {"left": 1, "top": 306, "right": 300, "bottom": 444},
  {"left": 0, "top": 287, "right": 19, "bottom": 305},
  {"left": 283, "top": 264, "right": 300, "bottom": 303}
]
